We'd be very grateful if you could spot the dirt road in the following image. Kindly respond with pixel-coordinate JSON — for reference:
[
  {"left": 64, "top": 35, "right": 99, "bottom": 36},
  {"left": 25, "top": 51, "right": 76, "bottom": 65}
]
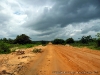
[{"left": 23, "top": 44, "right": 100, "bottom": 75}]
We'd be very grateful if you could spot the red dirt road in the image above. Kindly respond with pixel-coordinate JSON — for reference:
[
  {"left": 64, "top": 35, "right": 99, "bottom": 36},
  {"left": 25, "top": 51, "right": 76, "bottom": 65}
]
[{"left": 23, "top": 44, "right": 100, "bottom": 75}]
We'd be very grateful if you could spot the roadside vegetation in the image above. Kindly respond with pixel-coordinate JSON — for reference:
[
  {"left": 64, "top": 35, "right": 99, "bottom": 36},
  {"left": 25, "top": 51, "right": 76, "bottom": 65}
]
[
  {"left": 52, "top": 33, "right": 100, "bottom": 50},
  {"left": 32, "top": 48, "right": 42, "bottom": 53},
  {"left": 0, "top": 33, "right": 100, "bottom": 54},
  {"left": 0, "top": 34, "right": 49, "bottom": 54}
]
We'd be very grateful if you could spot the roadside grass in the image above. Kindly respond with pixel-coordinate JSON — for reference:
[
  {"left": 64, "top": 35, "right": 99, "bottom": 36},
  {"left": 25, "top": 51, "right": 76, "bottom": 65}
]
[
  {"left": 70, "top": 42, "right": 100, "bottom": 50},
  {"left": 0, "top": 42, "right": 42, "bottom": 54}
]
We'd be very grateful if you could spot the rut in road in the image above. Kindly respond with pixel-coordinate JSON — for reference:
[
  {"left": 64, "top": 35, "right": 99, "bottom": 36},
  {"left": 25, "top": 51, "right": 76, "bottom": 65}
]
[{"left": 23, "top": 44, "right": 100, "bottom": 75}]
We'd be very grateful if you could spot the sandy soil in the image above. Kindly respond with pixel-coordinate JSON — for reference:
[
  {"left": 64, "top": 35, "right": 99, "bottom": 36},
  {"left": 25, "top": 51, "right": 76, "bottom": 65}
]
[{"left": 0, "top": 44, "right": 100, "bottom": 75}]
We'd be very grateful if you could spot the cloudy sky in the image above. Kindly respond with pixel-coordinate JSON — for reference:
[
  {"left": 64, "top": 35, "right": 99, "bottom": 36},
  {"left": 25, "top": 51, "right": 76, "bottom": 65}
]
[{"left": 0, "top": 0, "right": 100, "bottom": 41}]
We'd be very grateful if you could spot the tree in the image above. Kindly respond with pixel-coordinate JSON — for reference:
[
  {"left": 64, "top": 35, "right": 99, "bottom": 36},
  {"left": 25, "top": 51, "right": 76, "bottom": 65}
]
[
  {"left": 14, "top": 34, "right": 32, "bottom": 44},
  {"left": 2, "top": 38, "right": 8, "bottom": 43},
  {"left": 41, "top": 40, "right": 48, "bottom": 46},
  {"left": 96, "top": 33, "right": 100, "bottom": 47},
  {"left": 52, "top": 39, "right": 65, "bottom": 45},
  {"left": 66, "top": 38, "right": 74, "bottom": 44},
  {"left": 96, "top": 33, "right": 100, "bottom": 38},
  {"left": 8, "top": 38, "right": 14, "bottom": 44},
  {"left": 80, "top": 35, "right": 92, "bottom": 44}
]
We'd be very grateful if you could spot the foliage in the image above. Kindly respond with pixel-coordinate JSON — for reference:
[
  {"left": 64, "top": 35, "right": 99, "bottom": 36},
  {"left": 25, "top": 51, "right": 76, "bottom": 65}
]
[
  {"left": 96, "top": 33, "right": 100, "bottom": 47},
  {"left": 96, "top": 33, "right": 100, "bottom": 38},
  {"left": 14, "top": 34, "right": 32, "bottom": 44},
  {"left": 41, "top": 40, "right": 49, "bottom": 46},
  {"left": 80, "top": 35, "right": 93, "bottom": 44},
  {"left": 52, "top": 39, "right": 65, "bottom": 45},
  {"left": 0, "top": 38, "right": 14, "bottom": 44},
  {"left": 66, "top": 38, "right": 74, "bottom": 44},
  {"left": 0, "top": 42, "right": 11, "bottom": 54},
  {"left": 32, "top": 48, "right": 42, "bottom": 53},
  {"left": 97, "top": 38, "right": 100, "bottom": 47}
]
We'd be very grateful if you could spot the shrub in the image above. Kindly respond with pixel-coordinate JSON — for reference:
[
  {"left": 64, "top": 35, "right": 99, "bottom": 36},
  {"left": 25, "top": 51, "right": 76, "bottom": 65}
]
[
  {"left": 32, "top": 48, "right": 42, "bottom": 53},
  {"left": 0, "top": 42, "right": 11, "bottom": 54}
]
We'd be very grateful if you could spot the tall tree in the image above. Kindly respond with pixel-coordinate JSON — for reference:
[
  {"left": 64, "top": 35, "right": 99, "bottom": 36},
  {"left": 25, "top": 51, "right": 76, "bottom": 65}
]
[
  {"left": 96, "top": 33, "right": 100, "bottom": 47},
  {"left": 80, "top": 35, "right": 92, "bottom": 44}
]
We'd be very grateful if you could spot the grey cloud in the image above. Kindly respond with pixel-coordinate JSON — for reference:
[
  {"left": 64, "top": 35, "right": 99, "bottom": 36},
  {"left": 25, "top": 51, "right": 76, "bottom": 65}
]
[
  {"left": 91, "top": 25, "right": 100, "bottom": 31},
  {"left": 82, "top": 24, "right": 100, "bottom": 34},
  {"left": 0, "top": 13, "right": 11, "bottom": 24},
  {"left": 0, "top": 5, "right": 3, "bottom": 11},
  {"left": 24, "top": 0, "right": 100, "bottom": 32},
  {"left": 19, "top": 0, "right": 52, "bottom": 7},
  {"left": 37, "top": 31, "right": 54, "bottom": 36}
]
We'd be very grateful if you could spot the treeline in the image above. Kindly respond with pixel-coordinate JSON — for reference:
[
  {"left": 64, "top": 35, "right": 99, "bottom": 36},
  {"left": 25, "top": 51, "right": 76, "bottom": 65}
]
[
  {"left": 0, "top": 34, "right": 49, "bottom": 54},
  {"left": 0, "top": 34, "right": 49, "bottom": 45},
  {"left": 0, "top": 33, "right": 100, "bottom": 47},
  {"left": 52, "top": 33, "right": 100, "bottom": 50},
  {"left": 0, "top": 33, "right": 100, "bottom": 54}
]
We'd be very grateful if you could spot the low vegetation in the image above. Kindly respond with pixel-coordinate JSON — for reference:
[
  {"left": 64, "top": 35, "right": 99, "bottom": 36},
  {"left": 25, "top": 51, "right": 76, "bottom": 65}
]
[
  {"left": 0, "top": 42, "right": 11, "bottom": 54},
  {"left": 52, "top": 33, "right": 100, "bottom": 50},
  {"left": 52, "top": 39, "right": 65, "bottom": 45},
  {"left": 32, "top": 48, "right": 42, "bottom": 53}
]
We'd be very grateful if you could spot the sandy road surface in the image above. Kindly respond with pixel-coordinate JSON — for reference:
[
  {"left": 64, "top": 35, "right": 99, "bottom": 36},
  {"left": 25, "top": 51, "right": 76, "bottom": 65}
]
[{"left": 23, "top": 44, "right": 100, "bottom": 75}]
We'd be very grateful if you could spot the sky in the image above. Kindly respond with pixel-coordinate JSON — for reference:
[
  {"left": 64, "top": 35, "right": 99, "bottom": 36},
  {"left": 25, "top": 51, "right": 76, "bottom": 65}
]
[{"left": 0, "top": 0, "right": 100, "bottom": 41}]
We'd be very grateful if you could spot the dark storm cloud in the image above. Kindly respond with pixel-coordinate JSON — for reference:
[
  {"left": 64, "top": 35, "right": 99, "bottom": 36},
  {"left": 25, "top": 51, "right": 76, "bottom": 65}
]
[
  {"left": 37, "top": 31, "right": 54, "bottom": 36},
  {"left": 25, "top": 0, "right": 100, "bottom": 32}
]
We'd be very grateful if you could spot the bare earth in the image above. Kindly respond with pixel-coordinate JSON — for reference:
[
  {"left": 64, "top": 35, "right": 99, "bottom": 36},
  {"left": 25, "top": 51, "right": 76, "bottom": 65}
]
[{"left": 0, "top": 44, "right": 100, "bottom": 75}]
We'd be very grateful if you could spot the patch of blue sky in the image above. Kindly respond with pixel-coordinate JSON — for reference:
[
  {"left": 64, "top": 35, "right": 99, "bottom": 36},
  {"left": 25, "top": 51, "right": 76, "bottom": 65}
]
[{"left": 14, "top": 11, "right": 21, "bottom": 15}]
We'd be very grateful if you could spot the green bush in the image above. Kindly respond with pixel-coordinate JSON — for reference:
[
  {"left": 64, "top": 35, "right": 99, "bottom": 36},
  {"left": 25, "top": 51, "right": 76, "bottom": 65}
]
[
  {"left": 0, "top": 42, "right": 11, "bottom": 54},
  {"left": 32, "top": 48, "right": 42, "bottom": 53}
]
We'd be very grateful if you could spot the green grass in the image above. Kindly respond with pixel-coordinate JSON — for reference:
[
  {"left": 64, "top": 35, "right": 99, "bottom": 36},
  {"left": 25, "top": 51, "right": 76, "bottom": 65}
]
[
  {"left": 0, "top": 41, "right": 42, "bottom": 54},
  {"left": 10, "top": 44, "right": 38, "bottom": 52},
  {"left": 70, "top": 42, "right": 100, "bottom": 50},
  {"left": 10, "top": 43, "right": 41, "bottom": 49}
]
